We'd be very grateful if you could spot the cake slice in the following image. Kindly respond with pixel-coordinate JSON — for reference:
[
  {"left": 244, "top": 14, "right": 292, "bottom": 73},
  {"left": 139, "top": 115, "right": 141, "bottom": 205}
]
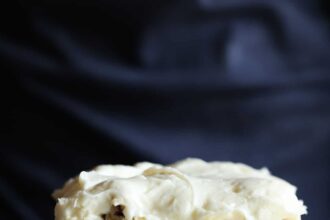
[{"left": 53, "top": 158, "right": 307, "bottom": 220}]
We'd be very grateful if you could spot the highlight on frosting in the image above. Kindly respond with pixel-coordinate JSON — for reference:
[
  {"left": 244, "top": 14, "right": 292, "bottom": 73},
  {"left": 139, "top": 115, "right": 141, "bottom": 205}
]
[{"left": 53, "top": 158, "right": 307, "bottom": 220}]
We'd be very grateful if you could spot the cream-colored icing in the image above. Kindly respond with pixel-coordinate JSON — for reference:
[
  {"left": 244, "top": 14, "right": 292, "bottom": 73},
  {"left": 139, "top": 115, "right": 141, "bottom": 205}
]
[{"left": 53, "top": 158, "right": 307, "bottom": 220}]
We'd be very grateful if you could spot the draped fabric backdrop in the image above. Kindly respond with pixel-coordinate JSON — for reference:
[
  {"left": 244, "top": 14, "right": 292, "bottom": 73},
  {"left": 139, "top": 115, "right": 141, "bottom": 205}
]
[{"left": 1, "top": 0, "right": 329, "bottom": 219}]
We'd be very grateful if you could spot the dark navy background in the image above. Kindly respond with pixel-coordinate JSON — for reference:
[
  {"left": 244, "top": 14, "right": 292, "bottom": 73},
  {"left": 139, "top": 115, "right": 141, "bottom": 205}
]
[{"left": 1, "top": 0, "right": 329, "bottom": 219}]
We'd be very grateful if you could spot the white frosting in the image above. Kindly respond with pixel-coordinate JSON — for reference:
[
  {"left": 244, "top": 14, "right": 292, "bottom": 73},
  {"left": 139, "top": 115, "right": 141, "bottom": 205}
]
[{"left": 53, "top": 158, "right": 307, "bottom": 220}]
